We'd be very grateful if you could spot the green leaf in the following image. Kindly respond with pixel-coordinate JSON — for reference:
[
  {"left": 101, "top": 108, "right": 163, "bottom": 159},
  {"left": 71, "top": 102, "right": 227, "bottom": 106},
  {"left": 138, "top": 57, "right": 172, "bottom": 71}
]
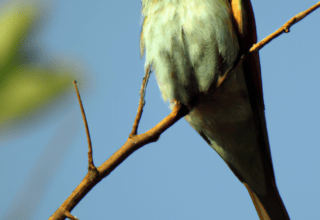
[{"left": 0, "top": 1, "right": 38, "bottom": 69}]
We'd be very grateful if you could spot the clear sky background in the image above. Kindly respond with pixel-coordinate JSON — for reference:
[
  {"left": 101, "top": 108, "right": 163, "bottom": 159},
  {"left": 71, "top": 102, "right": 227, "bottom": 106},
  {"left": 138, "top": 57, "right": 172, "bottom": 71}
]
[{"left": 1, "top": 0, "right": 320, "bottom": 219}]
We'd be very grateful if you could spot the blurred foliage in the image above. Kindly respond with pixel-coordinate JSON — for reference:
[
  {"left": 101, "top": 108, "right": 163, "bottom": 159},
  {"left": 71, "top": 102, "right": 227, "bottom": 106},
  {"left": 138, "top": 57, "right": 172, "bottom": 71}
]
[{"left": 0, "top": 0, "right": 87, "bottom": 141}]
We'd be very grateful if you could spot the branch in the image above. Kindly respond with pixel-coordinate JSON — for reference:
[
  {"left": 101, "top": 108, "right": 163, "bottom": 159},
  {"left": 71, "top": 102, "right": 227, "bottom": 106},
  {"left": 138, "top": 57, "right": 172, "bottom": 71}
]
[
  {"left": 49, "top": 98, "right": 188, "bottom": 220},
  {"left": 49, "top": 2, "right": 320, "bottom": 220},
  {"left": 250, "top": 2, "right": 320, "bottom": 53},
  {"left": 129, "top": 64, "right": 152, "bottom": 137},
  {"left": 73, "top": 81, "right": 97, "bottom": 171}
]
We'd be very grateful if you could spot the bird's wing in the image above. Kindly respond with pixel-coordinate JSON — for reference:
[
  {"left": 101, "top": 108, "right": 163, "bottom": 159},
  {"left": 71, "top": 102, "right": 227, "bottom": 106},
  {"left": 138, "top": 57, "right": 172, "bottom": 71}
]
[{"left": 230, "top": 1, "right": 290, "bottom": 219}]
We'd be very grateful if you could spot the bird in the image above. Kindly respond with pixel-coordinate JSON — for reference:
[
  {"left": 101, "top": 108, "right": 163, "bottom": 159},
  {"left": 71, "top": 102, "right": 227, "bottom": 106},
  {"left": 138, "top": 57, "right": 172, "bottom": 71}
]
[{"left": 140, "top": 0, "right": 290, "bottom": 219}]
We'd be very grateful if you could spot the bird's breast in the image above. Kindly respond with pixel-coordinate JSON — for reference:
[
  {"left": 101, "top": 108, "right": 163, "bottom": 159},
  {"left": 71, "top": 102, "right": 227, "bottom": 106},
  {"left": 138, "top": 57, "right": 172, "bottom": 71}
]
[{"left": 141, "top": 0, "right": 239, "bottom": 106}]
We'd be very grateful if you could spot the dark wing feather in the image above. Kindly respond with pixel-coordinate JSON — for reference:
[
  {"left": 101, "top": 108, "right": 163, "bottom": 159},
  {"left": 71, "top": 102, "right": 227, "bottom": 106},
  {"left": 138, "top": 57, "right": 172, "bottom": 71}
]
[{"left": 230, "top": 1, "right": 290, "bottom": 219}]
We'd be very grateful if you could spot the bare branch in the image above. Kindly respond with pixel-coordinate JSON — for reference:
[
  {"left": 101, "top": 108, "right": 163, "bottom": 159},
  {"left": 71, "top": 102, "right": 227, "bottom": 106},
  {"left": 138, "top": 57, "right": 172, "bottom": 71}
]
[
  {"left": 73, "top": 80, "right": 96, "bottom": 171},
  {"left": 250, "top": 2, "right": 320, "bottom": 53},
  {"left": 130, "top": 64, "right": 152, "bottom": 137},
  {"left": 49, "top": 101, "right": 188, "bottom": 220}
]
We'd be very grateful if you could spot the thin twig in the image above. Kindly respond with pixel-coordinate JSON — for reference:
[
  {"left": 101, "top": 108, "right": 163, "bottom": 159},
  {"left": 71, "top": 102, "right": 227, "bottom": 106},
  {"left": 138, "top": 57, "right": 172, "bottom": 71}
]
[
  {"left": 64, "top": 211, "right": 79, "bottom": 220},
  {"left": 73, "top": 81, "right": 96, "bottom": 171},
  {"left": 250, "top": 2, "right": 320, "bottom": 53},
  {"left": 129, "top": 65, "right": 152, "bottom": 138}
]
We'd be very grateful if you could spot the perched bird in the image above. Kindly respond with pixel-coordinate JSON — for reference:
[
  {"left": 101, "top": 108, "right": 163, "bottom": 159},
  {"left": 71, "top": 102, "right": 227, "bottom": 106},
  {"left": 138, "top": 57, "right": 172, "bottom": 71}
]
[{"left": 140, "top": 0, "right": 290, "bottom": 219}]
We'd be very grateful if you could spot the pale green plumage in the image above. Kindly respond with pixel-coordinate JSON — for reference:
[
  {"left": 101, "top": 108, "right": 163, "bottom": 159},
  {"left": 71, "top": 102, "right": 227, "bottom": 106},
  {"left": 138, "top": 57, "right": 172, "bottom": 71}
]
[{"left": 141, "top": 0, "right": 239, "bottom": 105}]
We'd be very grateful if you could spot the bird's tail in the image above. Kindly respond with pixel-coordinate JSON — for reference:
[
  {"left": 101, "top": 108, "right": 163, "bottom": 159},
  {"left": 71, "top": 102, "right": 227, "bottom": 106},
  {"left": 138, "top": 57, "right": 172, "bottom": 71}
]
[{"left": 244, "top": 183, "right": 290, "bottom": 220}]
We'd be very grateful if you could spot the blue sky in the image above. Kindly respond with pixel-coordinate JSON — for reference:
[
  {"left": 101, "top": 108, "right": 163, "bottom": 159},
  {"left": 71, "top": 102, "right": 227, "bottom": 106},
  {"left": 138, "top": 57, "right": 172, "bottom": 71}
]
[{"left": 1, "top": 0, "right": 320, "bottom": 219}]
